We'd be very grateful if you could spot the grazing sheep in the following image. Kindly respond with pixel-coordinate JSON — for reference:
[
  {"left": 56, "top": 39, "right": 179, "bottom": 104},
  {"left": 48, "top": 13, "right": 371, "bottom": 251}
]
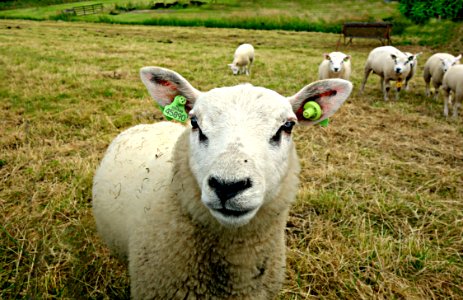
[
  {"left": 442, "top": 64, "right": 463, "bottom": 118},
  {"left": 318, "top": 51, "right": 351, "bottom": 80},
  {"left": 423, "top": 53, "right": 461, "bottom": 99},
  {"left": 93, "top": 66, "right": 353, "bottom": 299},
  {"left": 228, "top": 43, "right": 254, "bottom": 75},
  {"left": 360, "top": 46, "right": 417, "bottom": 101},
  {"left": 404, "top": 52, "right": 421, "bottom": 91}
]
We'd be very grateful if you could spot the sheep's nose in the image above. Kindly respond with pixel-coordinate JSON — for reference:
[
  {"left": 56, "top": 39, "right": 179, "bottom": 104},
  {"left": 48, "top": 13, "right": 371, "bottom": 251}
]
[
  {"left": 208, "top": 176, "right": 252, "bottom": 204},
  {"left": 395, "top": 68, "right": 402, "bottom": 74},
  {"left": 333, "top": 67, "right": 339, "bottom": 72}
]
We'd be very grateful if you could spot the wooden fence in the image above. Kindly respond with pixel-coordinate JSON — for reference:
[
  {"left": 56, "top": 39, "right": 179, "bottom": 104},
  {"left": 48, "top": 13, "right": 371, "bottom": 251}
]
[{"left": 62, "top": 3, "right": 103, "bottom": 16}]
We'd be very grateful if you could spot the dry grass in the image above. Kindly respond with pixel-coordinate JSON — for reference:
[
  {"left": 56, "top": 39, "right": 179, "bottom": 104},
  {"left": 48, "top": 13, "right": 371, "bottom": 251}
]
[{"left": 1, "top": 20, "right": 462, "bottom": 299}]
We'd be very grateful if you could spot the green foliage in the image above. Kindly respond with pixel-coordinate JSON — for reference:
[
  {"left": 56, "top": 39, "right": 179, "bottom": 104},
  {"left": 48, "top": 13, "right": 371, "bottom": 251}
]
[
  {"left": 399, "top": 0, "right": 463, "bottom": 24},
  {"left": 0, "top": 0, "right": 79, "bottom": 10}
]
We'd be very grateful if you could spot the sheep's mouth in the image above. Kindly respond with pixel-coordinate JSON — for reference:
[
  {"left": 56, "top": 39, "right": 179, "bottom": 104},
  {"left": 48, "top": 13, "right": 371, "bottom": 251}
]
[{"left": 216, "top": 207, "right": 254, "bottom": 218}]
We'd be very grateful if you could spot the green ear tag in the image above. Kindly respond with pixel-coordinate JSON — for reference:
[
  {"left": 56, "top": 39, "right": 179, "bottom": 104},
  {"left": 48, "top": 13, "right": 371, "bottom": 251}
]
[
  {"left": 302, "top": 101, "right": 329, "bottom": 127},
  {"left": 162, "top": 95, "right": 188, "bottom": 123},
  {"left": 319, "top": 118, "right": 329, "bottom": 127}
]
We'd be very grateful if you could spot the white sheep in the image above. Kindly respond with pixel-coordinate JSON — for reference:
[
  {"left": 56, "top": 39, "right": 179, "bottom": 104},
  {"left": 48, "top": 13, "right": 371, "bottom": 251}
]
[
  {"left": 93, "top": 66, "right": 353, "bottom": 299},
  {"left": 403, "top": 51, "right": 421, "bottom": 91},
  {"left": 442, "top": 64, "right": 463, "bottom": 118},
  {"left": 318, "top": 51, "right": 351, "bottom": 80},
  {"left": 423, "top": 53, "right": 461, "bottom": 99},
  {"left": 360, "top": 46, "right": 417, "bottom": 101},
  {"left": 228, "top": 43, "right": 254, "bottom": 75}
]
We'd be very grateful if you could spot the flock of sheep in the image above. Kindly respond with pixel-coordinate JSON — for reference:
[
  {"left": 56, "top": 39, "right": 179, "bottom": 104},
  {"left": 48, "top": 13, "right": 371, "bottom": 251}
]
[
  {"left": 92, "top": 41, "right": 460, "bottom": 299},
  {"left": 229, "top": 43, "right": 462, "bottom": 118}
]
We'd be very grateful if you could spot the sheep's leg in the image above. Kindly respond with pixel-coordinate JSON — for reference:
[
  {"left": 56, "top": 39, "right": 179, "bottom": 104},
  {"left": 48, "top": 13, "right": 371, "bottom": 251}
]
[
  {"left": 452, "top": 93, "right": 461, "bottom": 118},
  {"left": 405, "top": 77, "right": 410, "bottom": 91},
  {"left": 432, "top": 81, "right": 440, "bottom": 100},
  {"left": 424, "top": 69, "right": 431, "bottom": 97},
  {"left": 359, "top": 67, "right": 372, "bottom": 95},
  {"left": 425, "top": 80, "right": 431, "bottom": 97},
  {"left": 443, "top": 88, "right": 451, "bottom": 117},
  {"left": 245, "top": 66, "right": 250, "bottom": 76},
  {"left": 383, "top": 78, "right": 390, "bottom": 101},
  {"left": 395, "top": 80, "right": 403, "bottom": 101}
]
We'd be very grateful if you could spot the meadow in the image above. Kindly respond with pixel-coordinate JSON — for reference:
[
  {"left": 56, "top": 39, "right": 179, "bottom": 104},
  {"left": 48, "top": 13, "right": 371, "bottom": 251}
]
[{"left": 1, "top": 18, "right": 462, "bottom": 299}]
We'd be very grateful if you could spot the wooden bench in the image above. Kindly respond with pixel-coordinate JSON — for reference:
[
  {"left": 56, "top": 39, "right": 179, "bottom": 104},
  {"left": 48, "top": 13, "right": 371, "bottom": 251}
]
[
  {"left": 62, "top": 3, "right": 103, "bottom": 16},
  {"left": 337, "top": 22, "right": 393, "bottom": 48}
]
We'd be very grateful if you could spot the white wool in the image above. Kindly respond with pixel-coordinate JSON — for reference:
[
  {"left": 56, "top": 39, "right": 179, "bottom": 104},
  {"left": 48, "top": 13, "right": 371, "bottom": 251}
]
[
  {"left": 360, "top": 46, "right": 417, "bottom": 101},
  {"left": 403, "top": 51, "right": 421, "bottom": 91},
  {"left": 93, "top": 66, "right": 353, "bottom": 298},
  {"left": 423, "top": 53, "right": 461, "bottom": 99},
  {"left": 228, "top": 43, "right": 255, "bottom": 75},
  {"left": 442, "top": 64, "right": 463, "bottom": 118}
]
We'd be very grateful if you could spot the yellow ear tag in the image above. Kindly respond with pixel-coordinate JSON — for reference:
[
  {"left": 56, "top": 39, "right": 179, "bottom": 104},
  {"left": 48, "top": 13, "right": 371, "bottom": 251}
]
[{"left": 396, "top": 81, "right": 403, "bottom": 88}]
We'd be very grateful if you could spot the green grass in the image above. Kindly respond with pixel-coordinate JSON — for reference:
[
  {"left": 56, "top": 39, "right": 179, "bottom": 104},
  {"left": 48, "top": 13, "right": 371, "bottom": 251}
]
[
  {"left": 1, "top": 19, "right": 463, "bottom": 299},
  {"left": 0, "top": 0, "right": 401, "bottom": 32},
  {"left": 0, "top": 0, "right": 459, "bottom": 47}
]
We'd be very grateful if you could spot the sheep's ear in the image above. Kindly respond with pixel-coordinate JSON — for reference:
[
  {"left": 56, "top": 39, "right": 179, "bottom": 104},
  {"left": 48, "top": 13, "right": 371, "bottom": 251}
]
[
  {"left": 391, "top": 54, "right": 397, "bottom": 60},
  {"left": 324, "top": 53, "right": 331, "bottom": 60},
  {"left": 344, "top": 55, "right": 351, "bottom": 62},
  {"left": 455, "top": 54, "right": 462, "bottom": 62},
  {"left": 140, "top": 66, "right": 202, "bottom": 112},
  {"left": 407, "top": 55, "right": 415, "bottom": 62},
  {"left": 287, "top": 79, "right": 353, "bottom": 125},
  {"left": 414, "top": 52, "right": 422, "bottom": 58}
]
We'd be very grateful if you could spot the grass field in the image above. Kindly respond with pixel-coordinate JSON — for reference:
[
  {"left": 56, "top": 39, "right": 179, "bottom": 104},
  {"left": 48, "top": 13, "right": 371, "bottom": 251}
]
[{"left": 1, "top": 19, "right": 462, "bottom": 299}]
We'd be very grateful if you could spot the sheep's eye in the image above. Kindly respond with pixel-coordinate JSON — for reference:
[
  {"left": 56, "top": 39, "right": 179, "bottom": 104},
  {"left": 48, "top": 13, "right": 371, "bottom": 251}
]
[
  {"left": 190, "top": 116, "right": 208, "bottom": 144},
  {"left": 270, "top": 121, "right": 295, "bottom": 146},
  {"left": 190, "top": 116, "right": 199, "bottom": 129},
  {"left": 282, "top": 121, "right": 295, "bottom": 134}
]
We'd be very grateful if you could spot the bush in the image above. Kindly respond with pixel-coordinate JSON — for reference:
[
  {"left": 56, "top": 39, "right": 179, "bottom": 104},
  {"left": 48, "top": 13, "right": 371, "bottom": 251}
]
[{"left": 399, "top": 0, "right": 463, "bottom": 24}]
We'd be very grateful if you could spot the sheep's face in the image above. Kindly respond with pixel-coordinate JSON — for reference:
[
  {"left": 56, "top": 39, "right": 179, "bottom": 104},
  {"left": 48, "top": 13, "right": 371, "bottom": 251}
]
[
  {"left": 188, "top": 85, "right": 297, "bottom": 226},
  {"left": 140, "top": 66, "right": 353, "bottom": 228},
  {"left": 326, "top": 52, "right": 350, "bottom": 73},
  {"left": 228, "top": 63, "right": 240, "bottom": 75},
  {"left": 390, "top": 54, "right": 414, "bottom": 75},
  {"left": 441, "top": 56, "right": 460, "bottom": 73}
]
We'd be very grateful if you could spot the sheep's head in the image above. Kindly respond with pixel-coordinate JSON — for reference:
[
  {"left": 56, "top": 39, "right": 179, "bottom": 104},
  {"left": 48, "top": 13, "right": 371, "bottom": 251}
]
[
  {"left": 404, "top": 52, "right": 421, "bottom": 69},
  {"left": 325, "top": 52, "right": 350, "bottom": 73},
  {"left": 440, "top": 54, "right": 461, "bottom": 73},
  {"left": 140, "top": 67, "right": 352, "bottom": 227},
  {"left": 390, "top": 53, "right": 415, "bottom": 74},
  {"left": 228, "top": 63, "right": 240, "bottom": 75}
]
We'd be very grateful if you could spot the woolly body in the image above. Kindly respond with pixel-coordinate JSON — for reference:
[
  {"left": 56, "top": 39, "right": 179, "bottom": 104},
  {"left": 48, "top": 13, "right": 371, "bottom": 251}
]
[
  {"left": 442, "top": 64, "right": 463, "bottom": 118},
  {"left": 93, "top": 67, "right": 352, "bottom": 299},
  {"left": 360, "top": 46, "right": 415, "bottom": 101},
  {"left": 229, "top": 43, "right": 254, "bottom": 75},
  {"left": 423, "top": 53, "right": 461, "bottom": 99},
  {"left": 318, "top": 51, "right": 351, "bottom": 80}
]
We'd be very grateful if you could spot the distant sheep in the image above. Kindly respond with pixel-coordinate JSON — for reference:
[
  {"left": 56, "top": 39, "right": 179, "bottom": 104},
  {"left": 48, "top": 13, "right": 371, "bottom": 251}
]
[
  {"left": 228, "top": 43, "right": 254, "bottom": 75},
  {"left": 318, "top": 51, "right": 351, "bottom": 80},
  {"left": 360, "top": 46, "right": 417, "bottom": 101},
  {"left": 93, "top": 66, "right": 353, "bottom": 299},
  {"left": 442, "top": 64, "right": 463, "bottom": 118},
  {"left": 423, "top": 53, "right": 461, "bottom": 99},
  {"left": 403, "top": 51, "right": 421, "bottom": 91}
]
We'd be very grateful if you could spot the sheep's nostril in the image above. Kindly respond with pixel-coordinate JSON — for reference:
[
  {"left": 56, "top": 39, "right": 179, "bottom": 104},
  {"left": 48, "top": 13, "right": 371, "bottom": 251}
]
[{"left": 208, "top": 176, "right": 252, "bottom": 204}]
